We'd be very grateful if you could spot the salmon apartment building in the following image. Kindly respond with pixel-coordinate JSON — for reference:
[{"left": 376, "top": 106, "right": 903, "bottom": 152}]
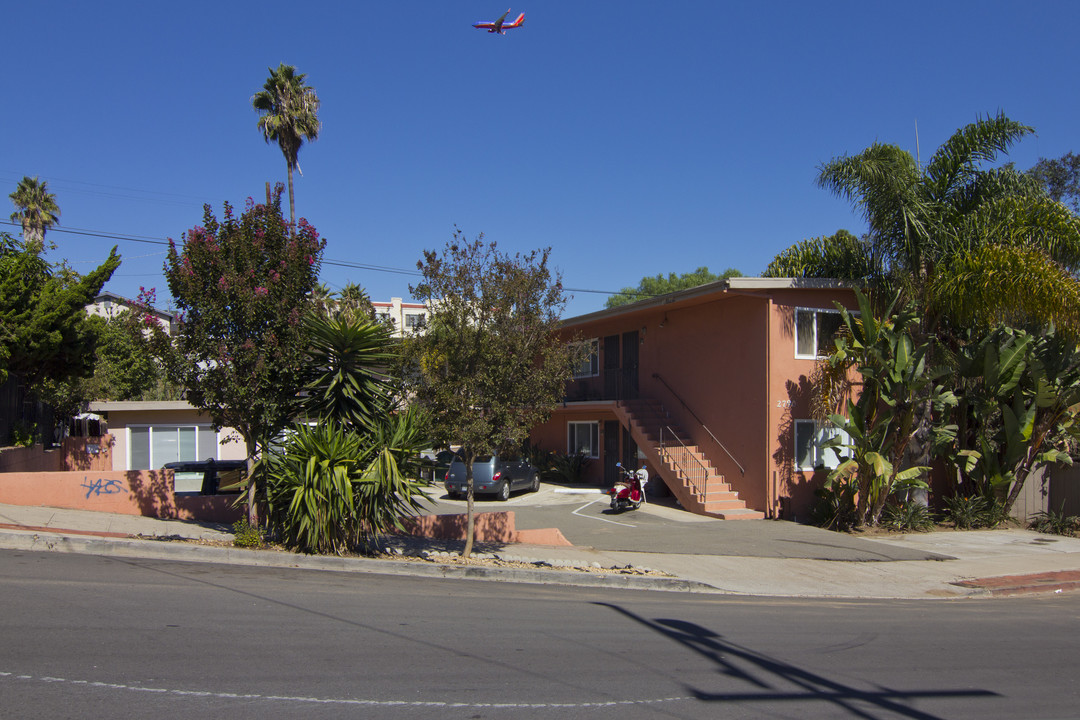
[{"left": 529, "top": 277, "right": 857, "bottom": 521}]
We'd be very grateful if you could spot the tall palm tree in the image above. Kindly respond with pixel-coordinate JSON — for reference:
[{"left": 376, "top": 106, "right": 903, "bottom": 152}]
[
  {"left": 9, "top": 176, "right": 60, "bottom": 250},
  {"left": 252, "top": 63, "right": 320, "bottom": 232},
  {"left": 770, "top": 114, "right": 1080, "bottom": 334}
]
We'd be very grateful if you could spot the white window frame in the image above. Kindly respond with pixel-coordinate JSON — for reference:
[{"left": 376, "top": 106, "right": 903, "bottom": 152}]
[
  {"left": 404, "top": 312, "right": 425, "bottom": 330},
  {"left": 795, "top": 307, "right": 845, "bottom": 359},
  {"left": 567, "top": 421, "right": 600, "bottom": 458},
  {"left": 794, "top": 419, "right": 850, "bottom": 471},
  {"left": 128, "top": 424, "right": 218, "bottom": 470},
  {"left": 571, "top": 338, "right": 600, "bottom": 379}
]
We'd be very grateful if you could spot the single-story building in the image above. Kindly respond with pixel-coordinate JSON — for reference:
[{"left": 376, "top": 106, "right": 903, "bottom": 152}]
[{"left": 87, "top": 401, "right": 248, "bottom": 472}]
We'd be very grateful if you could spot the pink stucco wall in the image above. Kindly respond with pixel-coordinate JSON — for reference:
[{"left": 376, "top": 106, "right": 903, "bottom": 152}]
[
  {"left": 0, "top": 469, "right": 240, "bottom": 524},
  {"left": 0, "top": 436, "right": 115, "bottom": 473}
]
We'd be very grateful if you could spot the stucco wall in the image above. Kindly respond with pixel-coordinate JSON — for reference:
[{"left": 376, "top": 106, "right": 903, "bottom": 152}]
[
  {"left": 0, "top": 469, "right": 240, "bottom": 524},
  {"left": 0, "top": 436, "right": 115, "bottom": 473}
]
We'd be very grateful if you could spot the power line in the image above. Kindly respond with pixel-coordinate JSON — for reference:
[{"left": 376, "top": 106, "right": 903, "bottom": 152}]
[{"left": 1, "top": 220, "right": 634, "bottom": 297}]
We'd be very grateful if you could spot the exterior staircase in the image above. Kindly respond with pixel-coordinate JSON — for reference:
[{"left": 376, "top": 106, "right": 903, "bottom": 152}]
[{"left": 613, "top": 398, "right": 764, "bottom": 520}]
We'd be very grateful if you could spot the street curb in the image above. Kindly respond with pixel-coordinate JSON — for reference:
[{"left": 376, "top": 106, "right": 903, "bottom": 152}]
[{"left": 0, "top": 530, "right": 719, "bottom": 594}]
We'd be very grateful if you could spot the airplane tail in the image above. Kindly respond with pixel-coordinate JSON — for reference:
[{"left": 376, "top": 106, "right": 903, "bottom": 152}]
[{"left": 507, "top": 12, "right": 524, "bottom": 28}]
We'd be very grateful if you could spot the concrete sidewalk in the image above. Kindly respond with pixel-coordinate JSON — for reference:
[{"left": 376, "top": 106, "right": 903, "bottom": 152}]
[{"left": 3, "top": 502, "right": 1080, "bottom": 598}]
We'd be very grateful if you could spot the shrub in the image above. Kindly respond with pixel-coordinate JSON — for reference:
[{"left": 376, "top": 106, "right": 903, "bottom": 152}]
[
  {"left": 1030, "top": 506, "right": 1080, "bottom": 537},
  {"left": 546, "top": 451, "right": 591, "bottom": 483},
  {"left": 810, "top": 481, "right": 858, "bottom": 531},
  {"left": 232, "top": 519, "right": 263, "bottom": 548},
  {"left": 264, "top": 417, "right": 429, "bottom": 555},
  {"left": 880, "top": 500, "right": 936, "bottom": 532},
  {"left": 943, "top": 494, "right": 1010, "bottom": 529}
]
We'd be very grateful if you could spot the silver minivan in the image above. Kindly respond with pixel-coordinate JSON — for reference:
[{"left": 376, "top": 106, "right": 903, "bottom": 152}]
[{"left": 444, "top": 455, "right": 539, "bottom": 501}]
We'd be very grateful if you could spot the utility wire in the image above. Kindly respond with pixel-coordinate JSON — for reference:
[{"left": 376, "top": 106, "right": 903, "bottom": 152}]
[{"left": 1, "top": 220, "right": 637, "bottom": 297}]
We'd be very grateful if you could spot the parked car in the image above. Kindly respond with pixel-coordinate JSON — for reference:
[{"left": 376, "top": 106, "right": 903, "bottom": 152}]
[
  {"left": 164, "top": 459, "right": 248, "bottom": 495},
  {"left": 420, "top": 449, "right": 462, "bottom": 484},
  {"left": 444, "top": 455, "right": 539, "bottom": 501}
]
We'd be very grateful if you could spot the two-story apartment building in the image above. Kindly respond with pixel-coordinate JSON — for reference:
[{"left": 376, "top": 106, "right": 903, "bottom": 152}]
[{"left": 529, "top": 277, "right": 857, "bottom": 521}]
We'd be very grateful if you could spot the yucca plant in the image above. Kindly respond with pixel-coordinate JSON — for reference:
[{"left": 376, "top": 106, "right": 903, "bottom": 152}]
[{"left": 265, "top": 422, "right": 365, "bottom": 554}]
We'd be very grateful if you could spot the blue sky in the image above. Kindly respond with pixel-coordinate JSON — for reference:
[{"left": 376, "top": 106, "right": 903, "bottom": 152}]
[{"left": 4, "top": 1, "right": 1079, "bottom": 317}]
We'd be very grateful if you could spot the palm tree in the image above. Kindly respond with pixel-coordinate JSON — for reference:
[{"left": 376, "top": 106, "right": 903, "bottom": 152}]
[
  {"left": 770, "top": 113, "right": 1080, "bottom": 334},
  {"left": 252, "top": 64, "right": 320, "bottom": 232},
  {"left": 9, "top": 176, "right": 60, "bottom": 250}
]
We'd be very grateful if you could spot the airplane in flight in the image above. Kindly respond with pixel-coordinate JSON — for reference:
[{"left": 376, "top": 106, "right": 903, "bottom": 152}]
[{"left": 473, "top": 9, "right": 525, "bottom": 34}]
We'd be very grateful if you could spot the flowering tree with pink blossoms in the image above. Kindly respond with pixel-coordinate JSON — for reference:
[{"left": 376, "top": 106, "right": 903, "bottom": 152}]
[{"left": 164, "top": 185, "right": 324, "bottom": 524}]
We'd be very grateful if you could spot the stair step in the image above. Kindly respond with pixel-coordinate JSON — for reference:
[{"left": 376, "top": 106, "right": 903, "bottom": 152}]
[{"left": 711, "top": 508, "right": 766, "bottom": 520}]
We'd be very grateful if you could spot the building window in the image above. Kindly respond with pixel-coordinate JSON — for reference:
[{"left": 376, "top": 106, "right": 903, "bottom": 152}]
[
  {"left": 572, "top": 339, "right": 599, "bottom": 379},
  {"left": 794, "top": 420, "right": 850, "bottom": 470},
  {"left": 795, "top": 308, "right": 845, "bottom": 358},
  {"left": 129, "top": 425, "right": 217, "bottom": 470},
  {"left": 568, "top": 421, "right": 599, "bottom": 458},
  {"left": 405, "top": 313, "right": 425, "bottom": 330}
]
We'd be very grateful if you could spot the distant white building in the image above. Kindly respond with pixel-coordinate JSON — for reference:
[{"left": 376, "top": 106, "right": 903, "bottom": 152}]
[
  {"left": 372, "top": 297, "right": 429, "bottom": 337},
  {"left": 86, "top": 292, "right": 177, "bottom": 336}
]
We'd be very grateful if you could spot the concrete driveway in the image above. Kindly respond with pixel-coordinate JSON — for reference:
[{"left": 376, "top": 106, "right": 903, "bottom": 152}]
[{"left": 421, "top": 483, "right": 948, "bottom": 562}]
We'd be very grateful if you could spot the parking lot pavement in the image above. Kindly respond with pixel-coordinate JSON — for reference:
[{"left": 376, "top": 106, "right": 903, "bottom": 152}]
[{"left": 420, "top": 483, "right": 949, "bottom": 562}]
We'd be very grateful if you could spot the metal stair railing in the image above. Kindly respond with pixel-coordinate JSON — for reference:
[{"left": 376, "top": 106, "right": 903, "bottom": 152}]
[
  {"left": 660, "top": 425, "right": 711, "bottom": 502},
  {"left": 652, "top": 373, "right": 745, "bottom": 476}
]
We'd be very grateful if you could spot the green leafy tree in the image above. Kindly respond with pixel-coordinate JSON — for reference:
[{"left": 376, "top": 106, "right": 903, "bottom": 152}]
[
  {"left": 605, "top": 266, "right": 742, "bottom": 308},
  {"left": 1027, "top": 152, "right": 1080, "bottom": 213},
  {"left": 9, "top": 176, "right": 60, "bottom": 251},
  {"left": 163, "top": 187, "right": 324, "bottom": 524},
  {"left": 252, "top": 64, "right": 320, "bottom": 232},
  {"left": 0, "top": 232, "right": 119, "bottom": 387},
  {"left": 406, "top": 230, "right": 578, "bottom": 558}
]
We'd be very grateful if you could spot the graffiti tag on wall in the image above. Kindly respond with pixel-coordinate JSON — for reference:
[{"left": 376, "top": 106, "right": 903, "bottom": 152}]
[{"left": 81, "top": 477, "right": 125, "bottom": 499}]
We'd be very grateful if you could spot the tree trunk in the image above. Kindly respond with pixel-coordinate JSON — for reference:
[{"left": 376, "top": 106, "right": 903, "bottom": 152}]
[
  {"left": 463, "top": 457, "right": 475, "bottom": 559},
  {"left": 286, "top": 163, "right": 296, "bottom": 234}
]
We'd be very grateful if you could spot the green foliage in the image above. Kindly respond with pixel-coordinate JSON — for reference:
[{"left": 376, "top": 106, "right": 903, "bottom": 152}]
[
  {"left": 880, "top": 500, "right": 936, "bottom": 532},
  {"left": 810, "top": 482, "right": 858, "bottom": 531},
  {"left": 943, "top": 494, "right": 1010, "bottom": 529},
  {"left": 264, "top": 418, "right": 429, "bottom": 555},
  {"left": 0, "top": 231, "right": 120, "bottom": 388},
  {"left": 406, "top": 230, "right": 576, "bottom": 556},
  {"left": 9, "top": 175, "right": 60, "bottom": 250},
  {"left": 231, "top": 519, "right": 263, "bottom": 548},
  {"left": 810, "top": 113, "right": 1080, "bottom": 335},
  {"left": 163, "top": 187, "right": 325, "bottom": 524},
  {"left": 1027, "top": 152, "right": 1080, "bottom": 213},
  {"left": 301, "top": 314, "right": 397, "bottom": 431},
  {"left": 820, "top": 290, "right": 941, "bottom": 526},
  {"left": 605, "top": 266, "right": 742, "bottom": 309},
  {"left": 763, "top": 230, "right": 878, "bottom": 281},
  {"left": 264, "top": 312, "right": 431, "bottom": 554},
  {"left": 10, "top": 420, "right": 37, "bottom": 447},
  {"left": 1029, "top": 506, "right": 1080, "bottom": 537},
  {"left": 547, "top": 452, "right": 591, "bottom": 483},
  {"left": 946, "top": 325, "right": 1080, "bottom": 514}
]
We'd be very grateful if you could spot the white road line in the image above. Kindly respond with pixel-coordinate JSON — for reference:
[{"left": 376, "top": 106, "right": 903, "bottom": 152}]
[
  {"left": 0, "top": 671, "right": 689, "bottom": 709},
  {"left": 572, "top": 499, "right": 637, "bottom": 527}
]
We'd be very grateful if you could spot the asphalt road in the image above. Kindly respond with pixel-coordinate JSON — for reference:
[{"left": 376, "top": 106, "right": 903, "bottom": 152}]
[
  {"left": 3, "top": 550, "right": 1079, "bottom": 719},
  {"left": 427, "top": 487, "right": 946, "bottom": 561}
]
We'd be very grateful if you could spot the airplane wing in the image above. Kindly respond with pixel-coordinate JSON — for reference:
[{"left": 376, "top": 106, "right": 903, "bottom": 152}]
[{"left": 474, "top": 9, "right": 510, "bottom": 31}]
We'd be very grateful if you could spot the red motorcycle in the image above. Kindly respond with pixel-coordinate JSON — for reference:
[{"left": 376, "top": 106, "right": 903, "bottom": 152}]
[{"left": 609, "top": 462, "right": 648, "bottom": 512}]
